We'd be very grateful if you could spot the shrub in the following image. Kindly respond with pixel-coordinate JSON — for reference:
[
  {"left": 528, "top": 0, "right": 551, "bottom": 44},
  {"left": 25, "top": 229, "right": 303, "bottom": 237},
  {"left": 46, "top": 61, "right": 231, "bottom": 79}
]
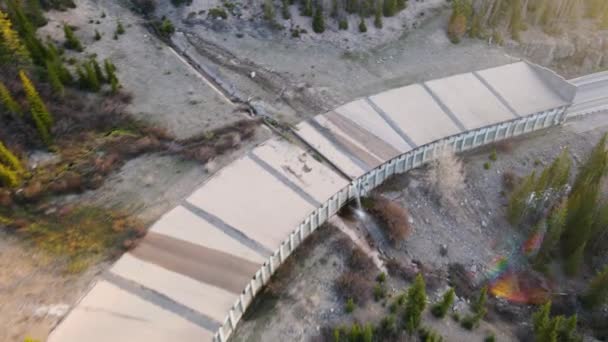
[
  {"left": 448, "top": 13, "right": 466, "bottom": 43},
  {"left": 502, "top": 169, "right": 519, "bottom": 191},
  {"left": 419, "top": 326, "right": 444, "bottom": 342},
  {"left": 373, "top": 283, "right": 386, "bottom": 301},
  {"left": 379, "top": 315, "right": 397, "bottom": 336},
  {"left": 348, "top": 246, "right": 376, "bottom": 272},
  {"left": 208, "top": 7, "right": 228, "bottom": 19},
  {"left": 345, "top": 297, "right": 355, "bottom": 313},
  {"left": 339, "top": 19, "right": 348, "bottom": 30},
  {"left": 484, "top": 334, "right": 496, "bottom": 342},
  {"left": 63, "top": 24, "right": 82, "bottom": 51},
  {"left": 116, "top": 21, "right": 125, "bottom": 35},
  {"left": 489, "top": 149, "right": 497, "bottom": 161},
  {"left": 376, "top": 272, "right": 386, "bottom": 283},
  {"left": 431, "top": 288, "right": 455, "bottom": 318},
  {"left": 383, "top": 0, "right": 396, "bottom": 17},
  {"left": 483, "top": 162, "right": 491, "bottom": 170},
  {"left": 461, "top": 286, "right": 488, "bottom": 330},
  {"left": 369, "top": 195, "right": 411, "bottom": 245},
  {"left": 281, "top": 0, "right": 291, "bottom": 19},
  {"left": 158, "top": 18, "right": 175, "bottom": 37},
  {"left": 335, "top": 272, "right": 374, "bottom": 304},
  {"left": 171, "top": 0, "right": 192, "bottom": 6},
  {"left": 404, "top": 274, "right": 427, "bottom": 334},
  {"left": 94, "top": 29, "right": 101, "bottom": 40}
]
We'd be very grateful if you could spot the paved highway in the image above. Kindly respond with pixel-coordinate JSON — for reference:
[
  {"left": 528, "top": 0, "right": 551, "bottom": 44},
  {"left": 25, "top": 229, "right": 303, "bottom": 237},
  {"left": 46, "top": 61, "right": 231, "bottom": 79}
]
[{"left": 568, "top": 71, "right": 608, "bottom": 116}]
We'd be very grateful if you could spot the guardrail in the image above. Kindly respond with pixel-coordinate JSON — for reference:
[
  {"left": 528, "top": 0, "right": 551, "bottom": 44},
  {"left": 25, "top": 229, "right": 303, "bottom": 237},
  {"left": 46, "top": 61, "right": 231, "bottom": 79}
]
[{"left": 213, "top": 105, "right": 569, "bottom": 342}]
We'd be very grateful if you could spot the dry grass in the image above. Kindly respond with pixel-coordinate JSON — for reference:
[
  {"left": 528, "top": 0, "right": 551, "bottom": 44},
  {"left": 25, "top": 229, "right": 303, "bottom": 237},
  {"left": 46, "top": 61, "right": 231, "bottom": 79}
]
[
  {"left": 369, "top": 195, "right": 412, "bottom": 246},
  {"left": 12, "top": 206, "right": 145, "bottom": 273},
  {"left": 426, "top": 148, "right": 465, "bottom": 207}
]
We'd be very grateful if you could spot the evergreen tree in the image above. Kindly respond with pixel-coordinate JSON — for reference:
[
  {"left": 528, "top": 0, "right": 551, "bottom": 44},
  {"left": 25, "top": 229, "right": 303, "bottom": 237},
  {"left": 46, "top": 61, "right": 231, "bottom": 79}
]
[
  {"left": 431, "top": 288, "right": 455, "bottom": 318},
  {"left": 404, "top": 274, "right": 427, "bottom": 335},
  {"left": 0, "top": 140, "right": 24, "bottom": 174},
  {"left": 469, "top": 11, "right": 482, "bottom": 38},
  {"left": 533, "top": 302, "right": 580, "bottom": 342},
  {"left": 345, "top": 0, "right": 358, "bottom": 13},
  {"left": 0, "top": 163, "right": 19, "bottom": 187},
  {"left": 23, "top": 0, "right": 47, "bottom": 27},
  {"left": 0, "top": 9, "right": 30, "bottom": 64},
  {"left": 5, "top": 0, "right": 47, "bottom": 65},
  {"left": 535, "top": 200, "right": 567, "bottom": 268},
  {"left": 339, "top": 18, "right": 348, "bottom": 30},
  {"left": 396, "top": 0, "right": 406, "bottom": 11},
  {"left": 281, "top": 0, "right": 291, "bottom": 19},
  {"left": 46, "top": 60, "right": 64, "bottom": 96},
  {"left": 561, "top": 134, "right": 608, "bottom": 272},
  {"left": 383, "top": 0, "right": 396, "bottom": 17},
  {"left": 116, "top": 21, "right": 125, "bottom": 35},
  {"left": 330, "top": 0, "right": 339, "bottom": 18},
  {"left": 374, "top": 2, "right": 383, "bottom": 28},
  {"left": 302, "top": 0, "right": 313, "bottom": 17},
  {"left": 94, "top": 29, "right": 102, "bottom": 41},
  {"left": 63, "top": 24, "right": 83, "bottom": 51},
  {"left": 507, "top": 171, "right": 536, "bottom": 225},
  {"left": 582, "top": 265, "right": 608, "bottom": 310},
  {"left": 358, "top": 16, "right": 367, "bottom": 32},
  {"left": 0, "top": 81, "right": 22, "bottom": 115},
  {"left": 19, "top": 70, "right": 53, "bottom": 144},
  {"left": 91, "top": 58, "right": 105, "bottom": 83},
  {"left": 312, "top": 2, "right": 325, "bottom": 33},
  {"left": 510, "top": 0, "right": 522, "bottom": 41},
  {"left": 264, "top": 0, "right": 276, "bottom": 22},
  {"left": 83, "top": 61, "right": 100, "bottom": 91}
]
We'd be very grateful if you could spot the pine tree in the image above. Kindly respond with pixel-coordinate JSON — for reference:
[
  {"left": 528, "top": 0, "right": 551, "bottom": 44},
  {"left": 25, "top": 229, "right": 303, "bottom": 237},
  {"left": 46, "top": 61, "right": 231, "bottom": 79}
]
[
  {"left": 339, "top": 18, "right": 348, "bottom": 30},
  {"left": 264, "top": 0, "right": 276, "bottom": 22},
  {"left": 469, "top": 11, "right": 482, "bottom": 38},
  {"left": 507, "top": 171, "right": 536, "bottom": 225},
  {"left": 4, "top": 0, "right": 47, "bottom": 65},
  {"left": 383, "top": 0, "right": 396, "bottom": 17},
  {"left": 84, "top": 61, "right": 100, "bottom": 91},
  {"left": 302, "top": 0, "right": 313, "bottom": 17},
  {"left": 94, "top": 29, "right": 102, "bottom": 41},
  {"left": 358, "top": 16, "right": 367, "bottom": 32},
  {"left": 0, "top": 163, "right": 19, "bottom": 187},
  {"left": 345, "top": 0, "right": 358, "bottom": 13},
  {"left": 561, "top": 134, "right": 608, "bottom": 270},
  {"left": 533, "top": 302, "right": 580, "bottom": 342},
  {"left": 0, "top": 9, "right": 30, "bottom": 63},
  {"left": 19, "top": 70, "right": 53, "bottom": 144},
  {"left": 330, "top": 0, "right": 339, "bottom": 18},
  {"left": 535, "top": 200, "right": 567, "bottom": 268},
  {"left": 582, "top": 265, "right": 608, "bottom": 309},
  {"left": 63, "top": 24, "right": 83, "bottom": 51},
  {"left": 0, "top": 81, "right": 22, "bottom": 115},
  {"left": 91, "top": 59, "right": 105, "bottom": 83},
  {"left": 45, "top": 60, "right": 64, "bottom": 96},
  {"left": 510, "top": 0, "right": 522, "bottom": 41},
  {"left": 312, "top": 2, "right": 325, "bottom": 33},
  {"left": 281, "top": 0, "right": 291, "bottom": 19},
  {"left": 404, "top": 274, "right": 427, "bottom": 335},
  {"left": 396, "top": 0, "right": 406, "bottom": 11},
  {"left": 0, "top": 141, "right": 24, "bottom": 174},
  {"left": 431, "top": 288, "right": 455, "bottom": 318},
  {"left": 374, "top": 2, "right": 383, "bottom": 28}
]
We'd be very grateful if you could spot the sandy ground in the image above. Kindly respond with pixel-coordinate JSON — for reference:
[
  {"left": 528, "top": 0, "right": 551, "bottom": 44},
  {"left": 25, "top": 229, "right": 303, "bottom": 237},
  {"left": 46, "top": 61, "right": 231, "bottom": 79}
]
[
  {"left": 0, "top": 234, "right": 107, "bottom": 342},
  {"left": 231, "top": 110, "right": 608, "bottom": 341},
  {"left": 38, "top": 0, "right": 244, "bottom": 140}
]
